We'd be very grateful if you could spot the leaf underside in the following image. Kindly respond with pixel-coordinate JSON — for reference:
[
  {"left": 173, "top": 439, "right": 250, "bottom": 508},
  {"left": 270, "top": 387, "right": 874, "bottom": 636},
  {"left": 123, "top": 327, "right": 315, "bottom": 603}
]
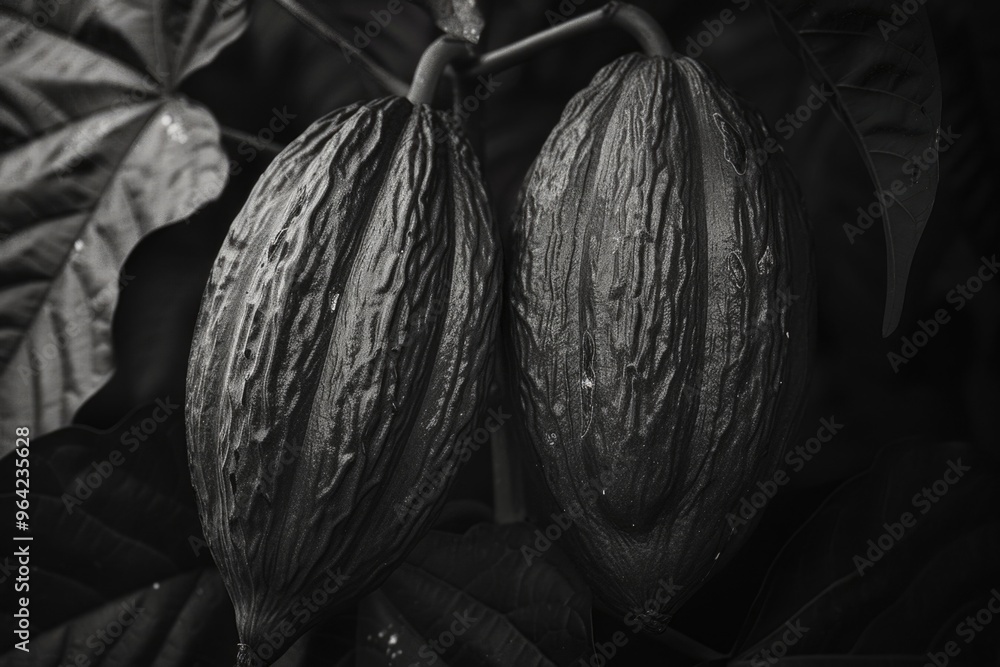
[{"left": 760, "top": 0, "right": 943, "bottom": 336}]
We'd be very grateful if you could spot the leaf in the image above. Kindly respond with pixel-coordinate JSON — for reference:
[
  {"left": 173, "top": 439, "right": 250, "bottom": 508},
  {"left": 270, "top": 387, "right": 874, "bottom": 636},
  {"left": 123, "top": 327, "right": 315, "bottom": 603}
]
[
  {"left": 732, "top": 440, "right": 1000, "bottom": 662},
  {"left": 0, "top": 568, "right": 240, "bottom": 667},
  {"left": 0, "top": 0, "right": 247, "bottom": 449},
  {"left": 357, "top": 523, "right": 593, "bottom": 666},
  {"left": 758, "top": 0, "right": 943, "bottom": 335},
  {"left": 0, "top": 401, "right": 211, "bottom": 636},
  {"left": 416, "top": 0, "right": 484, "bottom": 43}
]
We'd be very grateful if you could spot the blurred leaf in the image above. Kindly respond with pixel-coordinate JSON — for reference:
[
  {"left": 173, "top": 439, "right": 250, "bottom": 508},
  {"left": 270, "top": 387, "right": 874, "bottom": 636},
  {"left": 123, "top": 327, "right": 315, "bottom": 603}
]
[
  {"left": 0, "top": 0, "right": 247, "bottom": 449},
  {"left": 417, "top": 0, "right": 484, "bottom": 42},
  {"left": 759, "top": 0, "right": 942, "bottom": 335},
  {"left": 0, "top": 568, "right": 239, "bottom": 667},
  {"left": 732, "top": 440, "right": 1000, "bottom": 662},
  {"left": 0, "top": 402, "right": 210, "bottom": 635},
  {"left": 357, "top": 523, "right": 593, "bottom": 666}
]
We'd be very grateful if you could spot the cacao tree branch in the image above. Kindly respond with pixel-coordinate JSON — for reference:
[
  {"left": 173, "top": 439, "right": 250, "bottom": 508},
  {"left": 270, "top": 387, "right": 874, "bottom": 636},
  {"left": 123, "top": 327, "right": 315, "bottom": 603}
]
[
  {"left": 268, "top": 0, "right": 409, "bottom": 97},
  {"left": 407, "top": 3, "right": 672, "bottom": 104},
  {"left": 464, "top": 2, "right": 671, "bottom": 77}
]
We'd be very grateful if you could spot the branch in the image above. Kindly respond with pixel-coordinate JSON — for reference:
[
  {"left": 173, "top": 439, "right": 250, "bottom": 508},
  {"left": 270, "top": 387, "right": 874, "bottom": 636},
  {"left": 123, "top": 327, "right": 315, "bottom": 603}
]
[{"left": 268, "top": 0, "right": 409, "bottom": 97}]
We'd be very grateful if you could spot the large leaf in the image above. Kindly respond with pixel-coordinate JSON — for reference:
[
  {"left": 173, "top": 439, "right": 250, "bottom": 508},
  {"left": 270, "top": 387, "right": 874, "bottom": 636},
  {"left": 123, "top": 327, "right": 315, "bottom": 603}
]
[
  {"left": 0, "top": 402, "right": 211, "bottom": 636},
  {"left": 0, "top": 0, "right": 247, "bottom": 450},
  {"left": 0, "top": 565, "right": 326, "bottom": 666},
  {"left": 731, "top": 440, "right": 1000, "bottom": 663},
  {"left": 759, "top": 0, "right": 942, "bottom": 335},
  {"left": 0, "top": 400, "right": 357, "bottom": 665},
  {"left": 357, "top": 523, "right": 593, "bottom": 666},
  {"left": 1, "top": 568, "right": 239, "bottom": 667}
]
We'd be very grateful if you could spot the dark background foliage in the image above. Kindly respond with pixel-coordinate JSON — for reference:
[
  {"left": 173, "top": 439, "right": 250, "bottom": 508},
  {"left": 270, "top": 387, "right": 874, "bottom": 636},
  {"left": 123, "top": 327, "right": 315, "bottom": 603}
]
[{"left": 2, "top": 0, "right": 998, "bottom": 664}]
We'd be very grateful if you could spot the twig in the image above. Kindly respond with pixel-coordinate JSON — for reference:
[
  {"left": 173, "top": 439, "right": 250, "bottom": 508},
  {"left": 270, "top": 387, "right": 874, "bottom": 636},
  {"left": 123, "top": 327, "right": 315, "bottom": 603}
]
[
  {"left": 465, "top": 2, "right": 671, "bottom": 78},
  {"left": 406, "top": 3, "right": 672, "bottom": 104},
  {"left": 268, "top": 0, "right": 409, "bottom": 97}
]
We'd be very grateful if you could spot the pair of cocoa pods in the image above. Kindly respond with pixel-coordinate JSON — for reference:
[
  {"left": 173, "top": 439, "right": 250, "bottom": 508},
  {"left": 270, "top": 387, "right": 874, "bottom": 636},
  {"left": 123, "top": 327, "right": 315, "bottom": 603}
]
[{"left": 187, "top": 51, "right": 810, "bottom": 665}]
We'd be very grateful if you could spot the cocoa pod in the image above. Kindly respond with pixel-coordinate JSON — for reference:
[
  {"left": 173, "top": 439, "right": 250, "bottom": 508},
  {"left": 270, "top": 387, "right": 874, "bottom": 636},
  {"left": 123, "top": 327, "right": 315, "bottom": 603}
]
[
  {"left": 186, "top": 97, "right": 500, "bottom": 665},
  {"left": 505, "top": 53, "right": 812, "bottom": 630}
]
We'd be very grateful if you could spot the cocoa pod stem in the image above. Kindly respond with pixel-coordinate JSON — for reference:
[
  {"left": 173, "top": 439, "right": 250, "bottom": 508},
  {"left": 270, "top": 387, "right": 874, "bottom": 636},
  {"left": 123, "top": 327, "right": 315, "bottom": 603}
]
[
  {"left": 235, "top": 643, "right": 253, "bottom": 667},
  {"left": 406, "top": 2, "right": 673, "bottom": 103},
  {"left": 408, "top": 36, "right": 476, "bottom": 105}
]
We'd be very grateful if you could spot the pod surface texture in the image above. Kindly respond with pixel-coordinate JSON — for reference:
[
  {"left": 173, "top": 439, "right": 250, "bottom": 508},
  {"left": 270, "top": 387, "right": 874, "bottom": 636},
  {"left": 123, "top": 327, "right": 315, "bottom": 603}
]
[
  {"left": 187, "top": 97, "right": 500, "bottom": 663},
  {"left": 506, "top": 53, "right": 812, "bottom": 629}
]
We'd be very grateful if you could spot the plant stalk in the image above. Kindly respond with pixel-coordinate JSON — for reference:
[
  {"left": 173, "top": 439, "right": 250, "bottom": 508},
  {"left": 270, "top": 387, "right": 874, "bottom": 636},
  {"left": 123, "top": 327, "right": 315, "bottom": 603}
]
[
  {"left": 407, "top": 2, "right": 671, "bottom": 105},
  {"left": 407, "top": 37, "right": 476, "bottom": 105},
  {"left": 466, "top": 2, "right": 671, "bottom": 77}
]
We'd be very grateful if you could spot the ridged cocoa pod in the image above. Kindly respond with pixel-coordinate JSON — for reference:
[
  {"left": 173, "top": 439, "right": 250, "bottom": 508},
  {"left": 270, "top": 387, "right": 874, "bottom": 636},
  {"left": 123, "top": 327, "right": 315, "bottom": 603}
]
[
  {"left": 505, "top": 53, "right": 812, "bottom": 630},
  {"left": 187, "top": 97, "right": 500, "bottom": 666}
]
